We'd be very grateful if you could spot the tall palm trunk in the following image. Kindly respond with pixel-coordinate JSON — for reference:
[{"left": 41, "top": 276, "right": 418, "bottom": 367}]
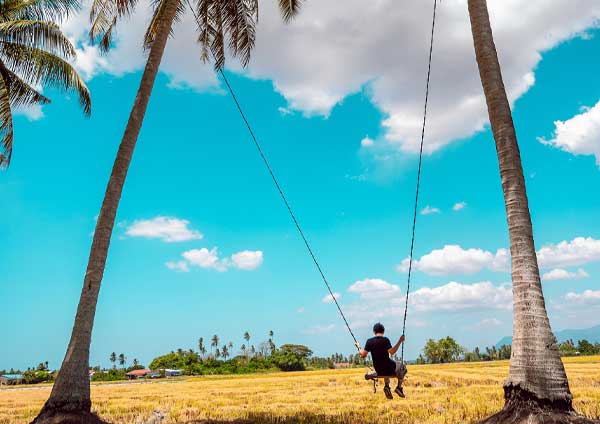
[
  {"left": 32, "top": 0, "right": 180, "bottom": 422},
  {"left": 467, "top": 1, "right": 595, "bottom": 423}
]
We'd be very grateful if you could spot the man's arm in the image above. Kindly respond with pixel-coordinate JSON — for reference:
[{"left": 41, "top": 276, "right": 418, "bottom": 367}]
[
  {"left": 354, "top": 342, "right": 369, "bottom": 359},
  {"left": 388, "top": 335, "right": 406, "bottom": 355}
]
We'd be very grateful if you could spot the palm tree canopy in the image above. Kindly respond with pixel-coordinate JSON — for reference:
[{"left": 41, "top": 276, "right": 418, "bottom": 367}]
[
  {"left": 90, "top": 0, "right": 302, "bottom": 70},
  {"left": 0, "top": 0, "right": 91, "bottom": 168}
]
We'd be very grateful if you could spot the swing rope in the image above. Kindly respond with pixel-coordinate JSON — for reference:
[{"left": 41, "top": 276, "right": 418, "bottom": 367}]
[
  {"left": 183, "top": 0, "right": 360, "bottom": 349},
  {"left": 184, "top": 0, "right": 439, "bottom": 363},
  {"left": 401, "top": 0, "right": 438, "bottom": 363}
]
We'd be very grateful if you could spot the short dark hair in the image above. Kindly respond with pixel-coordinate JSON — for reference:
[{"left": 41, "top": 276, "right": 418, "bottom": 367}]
[{"left": 373, "top": 323, "right": 385, "bottom": 334}]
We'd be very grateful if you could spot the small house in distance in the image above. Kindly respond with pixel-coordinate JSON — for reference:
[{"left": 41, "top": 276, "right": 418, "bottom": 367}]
[
  {"left": 0, "top": 374, "right": 24, "bottom": 385},
  {"left": 126, "top": 369, "right": 152, "bottom": 380},
  {"left": 164, "top": 369, "right": 183, "bottom": 377}
]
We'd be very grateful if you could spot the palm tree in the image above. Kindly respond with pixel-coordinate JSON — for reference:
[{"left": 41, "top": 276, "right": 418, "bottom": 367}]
[
  {"left": 109, "top": 352, "right": 116, "bottom": 369},
  {"left": 117, "top": 353, "right": 125, "bottom": 369},
  {"left": 243, "top": 331, "right": 250, "bottom": 360},
  {"left": 467, "top": 1, "right": 592, "bottom": 422},
  {"left": 0, "top": 0, "right": 91, "bottom": 168},
  {"left": 221, "top": 345, "right": 229, "bottom": 360},
  {"left": 211, "top": 334, "right": 219, "bottom": 357},
  {"left": 33, "top": 1, "right": 302, "bottom": 422},
  {"left": 132, "top": 358, "right": 139, "bottom": 368}
]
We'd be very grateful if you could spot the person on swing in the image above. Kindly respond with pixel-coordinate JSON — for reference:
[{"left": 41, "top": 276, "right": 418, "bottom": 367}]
[{"left": 355, "top": 322, "right": 407, "bottom": 399}]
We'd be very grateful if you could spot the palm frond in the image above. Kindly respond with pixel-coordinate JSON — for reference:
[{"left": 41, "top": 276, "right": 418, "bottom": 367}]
[
  {"left": 278, "top": 0, "right": 301, "bottom": 23},
  {"left": 194, "top": 0, "right": 259, "bottom": 70},
  {"left": 0, "top": 65, "right": 51, "bottom": 107},
  {"left": 0, "top": 71, "right": 14, "bottom": 168},
  {"left": 0, "top": 0, "right": 80, "bottom": 23},
  {"left": 0, "top": 20, "right": 76, "bottom": 58},
  {"left": 0, "top": 42, "right": 91, "bottom": 115},
  {"left": 143, "top": 0, "right": 185, "bottom": 51},
  {"left": 89, "top": 0, "right": 139, "bottom": 52}
]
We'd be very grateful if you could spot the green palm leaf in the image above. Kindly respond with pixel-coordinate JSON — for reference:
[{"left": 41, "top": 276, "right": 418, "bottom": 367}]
[
  {"left": 0, "top": 0, "right": 80, "bottom": 22},
  {"left": 0, "top": 20, "right": 76, "bottom": 58},
  {"left": 0, "top": 71, "right": 14, "bottom": 168},
  {"left": 278, "top": 0, "right": 301, "bottom": 23},
  {"left": 0, "top": 42, "right": 91, "bottom": 115}
]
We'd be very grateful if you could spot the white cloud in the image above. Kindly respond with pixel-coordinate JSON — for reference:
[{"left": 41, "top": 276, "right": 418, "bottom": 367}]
[
  {"left": 539, "top": 100, "right": 600, "bottom": 166},
  {"left": 230, "top": 250, "right": 264, "bottom": 270},
  {"left": 165, "top": 260, "right": 190, "bottom": 273},
  {"left": 297, "top": 307, "right": 305, "bottom": 313},
  {"left": 453, "top": 202, "right": 467, "bottom": 211},
  {"left": 537, "top": 237, "right": 600, "bottom": 268},
  {"left": 348, "top": 278, "right": 400, "bottom": 300},
  {"left": 564, "top": 290, "right": 600, "bottom": 306},
  {"left": 470, "top": 318, "right": 503, "bottom": 329},
  {"left": 361, "top": 136, "right": 375, "bottom": 147},
  {"left": 322, "top": 292, "right": 341, "bottom": 303},
  {"left": 407, "top": 281, "right": 512, "bottom": 312},
  {"left": 62, "top": 1, "right": 600, "bottom": 157},
  {"left": 126, "top": 216, "right": 203, "bottom": 243},
  {"left": 303, "top": 324, "right": 335, "bottom": 335},
  {"left": 182, "top": 247, "right": 225, "bottom": 271},
  {"left": 173, "top": 248, "right": 264, "bottom": 272},
  {"left": 541, "top": 268, "right": 589, "bottom": 281},
  {"left": 421, "top": 205, "right": 441, "bottom": 215},
  {"left": 398, "top": 245, "right": 508, "bottom": 275},
  {"left": 398, "top": 237, "right": 600, "bottom": 276}
]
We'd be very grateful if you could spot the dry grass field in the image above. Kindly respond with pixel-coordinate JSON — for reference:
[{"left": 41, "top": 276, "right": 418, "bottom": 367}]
[{"left": 1, "top": 356, "right": 599, "bottom": 424}]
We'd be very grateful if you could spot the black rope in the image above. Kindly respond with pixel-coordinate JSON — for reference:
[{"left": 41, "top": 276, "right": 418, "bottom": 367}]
[
  {"left": 183, "top": 0, "right": 361, "bottom": 349},
  {"left": 401, "top": 0, "right": 438, "bottom": 362}
]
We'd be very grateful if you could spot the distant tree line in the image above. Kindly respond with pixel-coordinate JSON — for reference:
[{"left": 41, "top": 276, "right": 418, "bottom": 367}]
[
  {"left": 558, "top": 339, "right": 600, "bottom": 356},
  {"left": 415, "top": 337, "right": 511, "bottom": 364}
]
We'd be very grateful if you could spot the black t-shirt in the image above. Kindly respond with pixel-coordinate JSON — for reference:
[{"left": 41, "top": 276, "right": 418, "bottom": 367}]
[{"left": 365, "top": 336, "right": 396, "bottom": 375}]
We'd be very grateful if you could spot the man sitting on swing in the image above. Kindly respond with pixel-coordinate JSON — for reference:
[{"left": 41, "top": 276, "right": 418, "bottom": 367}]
[{"left": 355, "top": 322, "right": 407, "bottom": 399}]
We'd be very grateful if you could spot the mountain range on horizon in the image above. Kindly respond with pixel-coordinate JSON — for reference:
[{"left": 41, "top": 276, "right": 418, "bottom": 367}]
[{"left": 496, "top": 325, "right": 600, "bottom": 348}]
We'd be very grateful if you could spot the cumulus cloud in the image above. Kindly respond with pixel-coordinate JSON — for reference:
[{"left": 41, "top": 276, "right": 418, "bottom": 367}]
[
  {"left": 348, "top": 278, "right": 401, "bottom": 300},
  {"left": 230, "top": 250, "right": 264, "bottom": 270},
  {"left": 539, "top": 100, "right": 600, "bottom": 166},
  {"left": 182, "top": 247, "right": 224, "bottom": 271},
  {"left": 564, "top": 290, "right": 600, "bottom": 306},
  {"left": 126, "top": 216, "right": 203, "bottom": 242},
  {"left": 322, "top": 292, "right": 341, "bottom": 303},
  {"left": 407, "top": 281, "right": 512, "bottom": 312},
  {"left": 168, "top": 247, "right": 264, "bottom": 272},
  {"left": 541, "top": 268, "right": 589, "bottom": 281},
  {"left": 537, "top": 237, "right": 600, "bottom": 269},
  {"left": 398, "top": 245, "right": 509, "bottom": 275},
  {"left": 61, "top": 0, "right": 600, "bottom": 156},
  {"left": 421, "top": 205, "right": 441, "bottom": 215},
  {"left": 453, "top": 202, "right": 467, "bottom": 211},
  {"left": 399, "top": 237, "right": 600, "bottom": 276}
]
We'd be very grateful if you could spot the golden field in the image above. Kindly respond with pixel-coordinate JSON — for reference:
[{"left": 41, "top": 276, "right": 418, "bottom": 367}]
[{"left": 1, "top": 356, "right": 599, "bottom": 424}]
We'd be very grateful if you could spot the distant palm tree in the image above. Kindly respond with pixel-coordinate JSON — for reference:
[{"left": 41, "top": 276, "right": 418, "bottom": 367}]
[
  {"left": 0, "top": 0, "right": 91, "bottom": 168},
  {"left": 109, "top": 352, "right": 116, "bottom": 369},
  {"left": 118, "top": 353, "right": 125, "bottom": 369},
  {"left": 215, "top": 348, "right": 221, "bottom": 359},
  {"left": 211, "top": 334, "right": 219, "bottom": 357},
  {"left": 243, "top": 331, "right": 251, "bottom": 359},
  {"left": 467, "top": 1, "right": 589, "bottom": 422},
  {"left": 221, "top": 345, "right": 229, "bottom": 360},
  {"left": 240, "top": 344, "right": 247, "bottom": 358},
  {"left": 132, "top": 358, "right": 139, "bottom": 368},
  {"left": 33, "top": 1, "right": 302, "bottom": 423},
  {"left": 198, "top": 337, "right": 205, "bottom": 357}
]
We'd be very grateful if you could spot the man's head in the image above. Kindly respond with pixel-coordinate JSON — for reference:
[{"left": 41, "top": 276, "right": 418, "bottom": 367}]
[{"left": 373, "top": 322, "right": 385, "bottom": 334}]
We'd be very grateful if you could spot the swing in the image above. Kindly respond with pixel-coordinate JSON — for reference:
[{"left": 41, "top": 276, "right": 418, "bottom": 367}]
[{"left": 184, "top": 0, "right": 439, "bottom": 396}]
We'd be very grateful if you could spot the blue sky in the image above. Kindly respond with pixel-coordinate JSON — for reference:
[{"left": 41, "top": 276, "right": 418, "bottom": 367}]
[{"left": 1, "top": 1, "right": 600, "bottom": 370}]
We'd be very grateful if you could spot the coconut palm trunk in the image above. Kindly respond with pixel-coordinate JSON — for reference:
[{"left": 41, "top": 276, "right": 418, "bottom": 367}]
[
  {"left": 32, "top": 0, "right": 180, "bottom": 422},
  {"left": 468, "top": 1, "right": 595, "bottom": 423}
]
